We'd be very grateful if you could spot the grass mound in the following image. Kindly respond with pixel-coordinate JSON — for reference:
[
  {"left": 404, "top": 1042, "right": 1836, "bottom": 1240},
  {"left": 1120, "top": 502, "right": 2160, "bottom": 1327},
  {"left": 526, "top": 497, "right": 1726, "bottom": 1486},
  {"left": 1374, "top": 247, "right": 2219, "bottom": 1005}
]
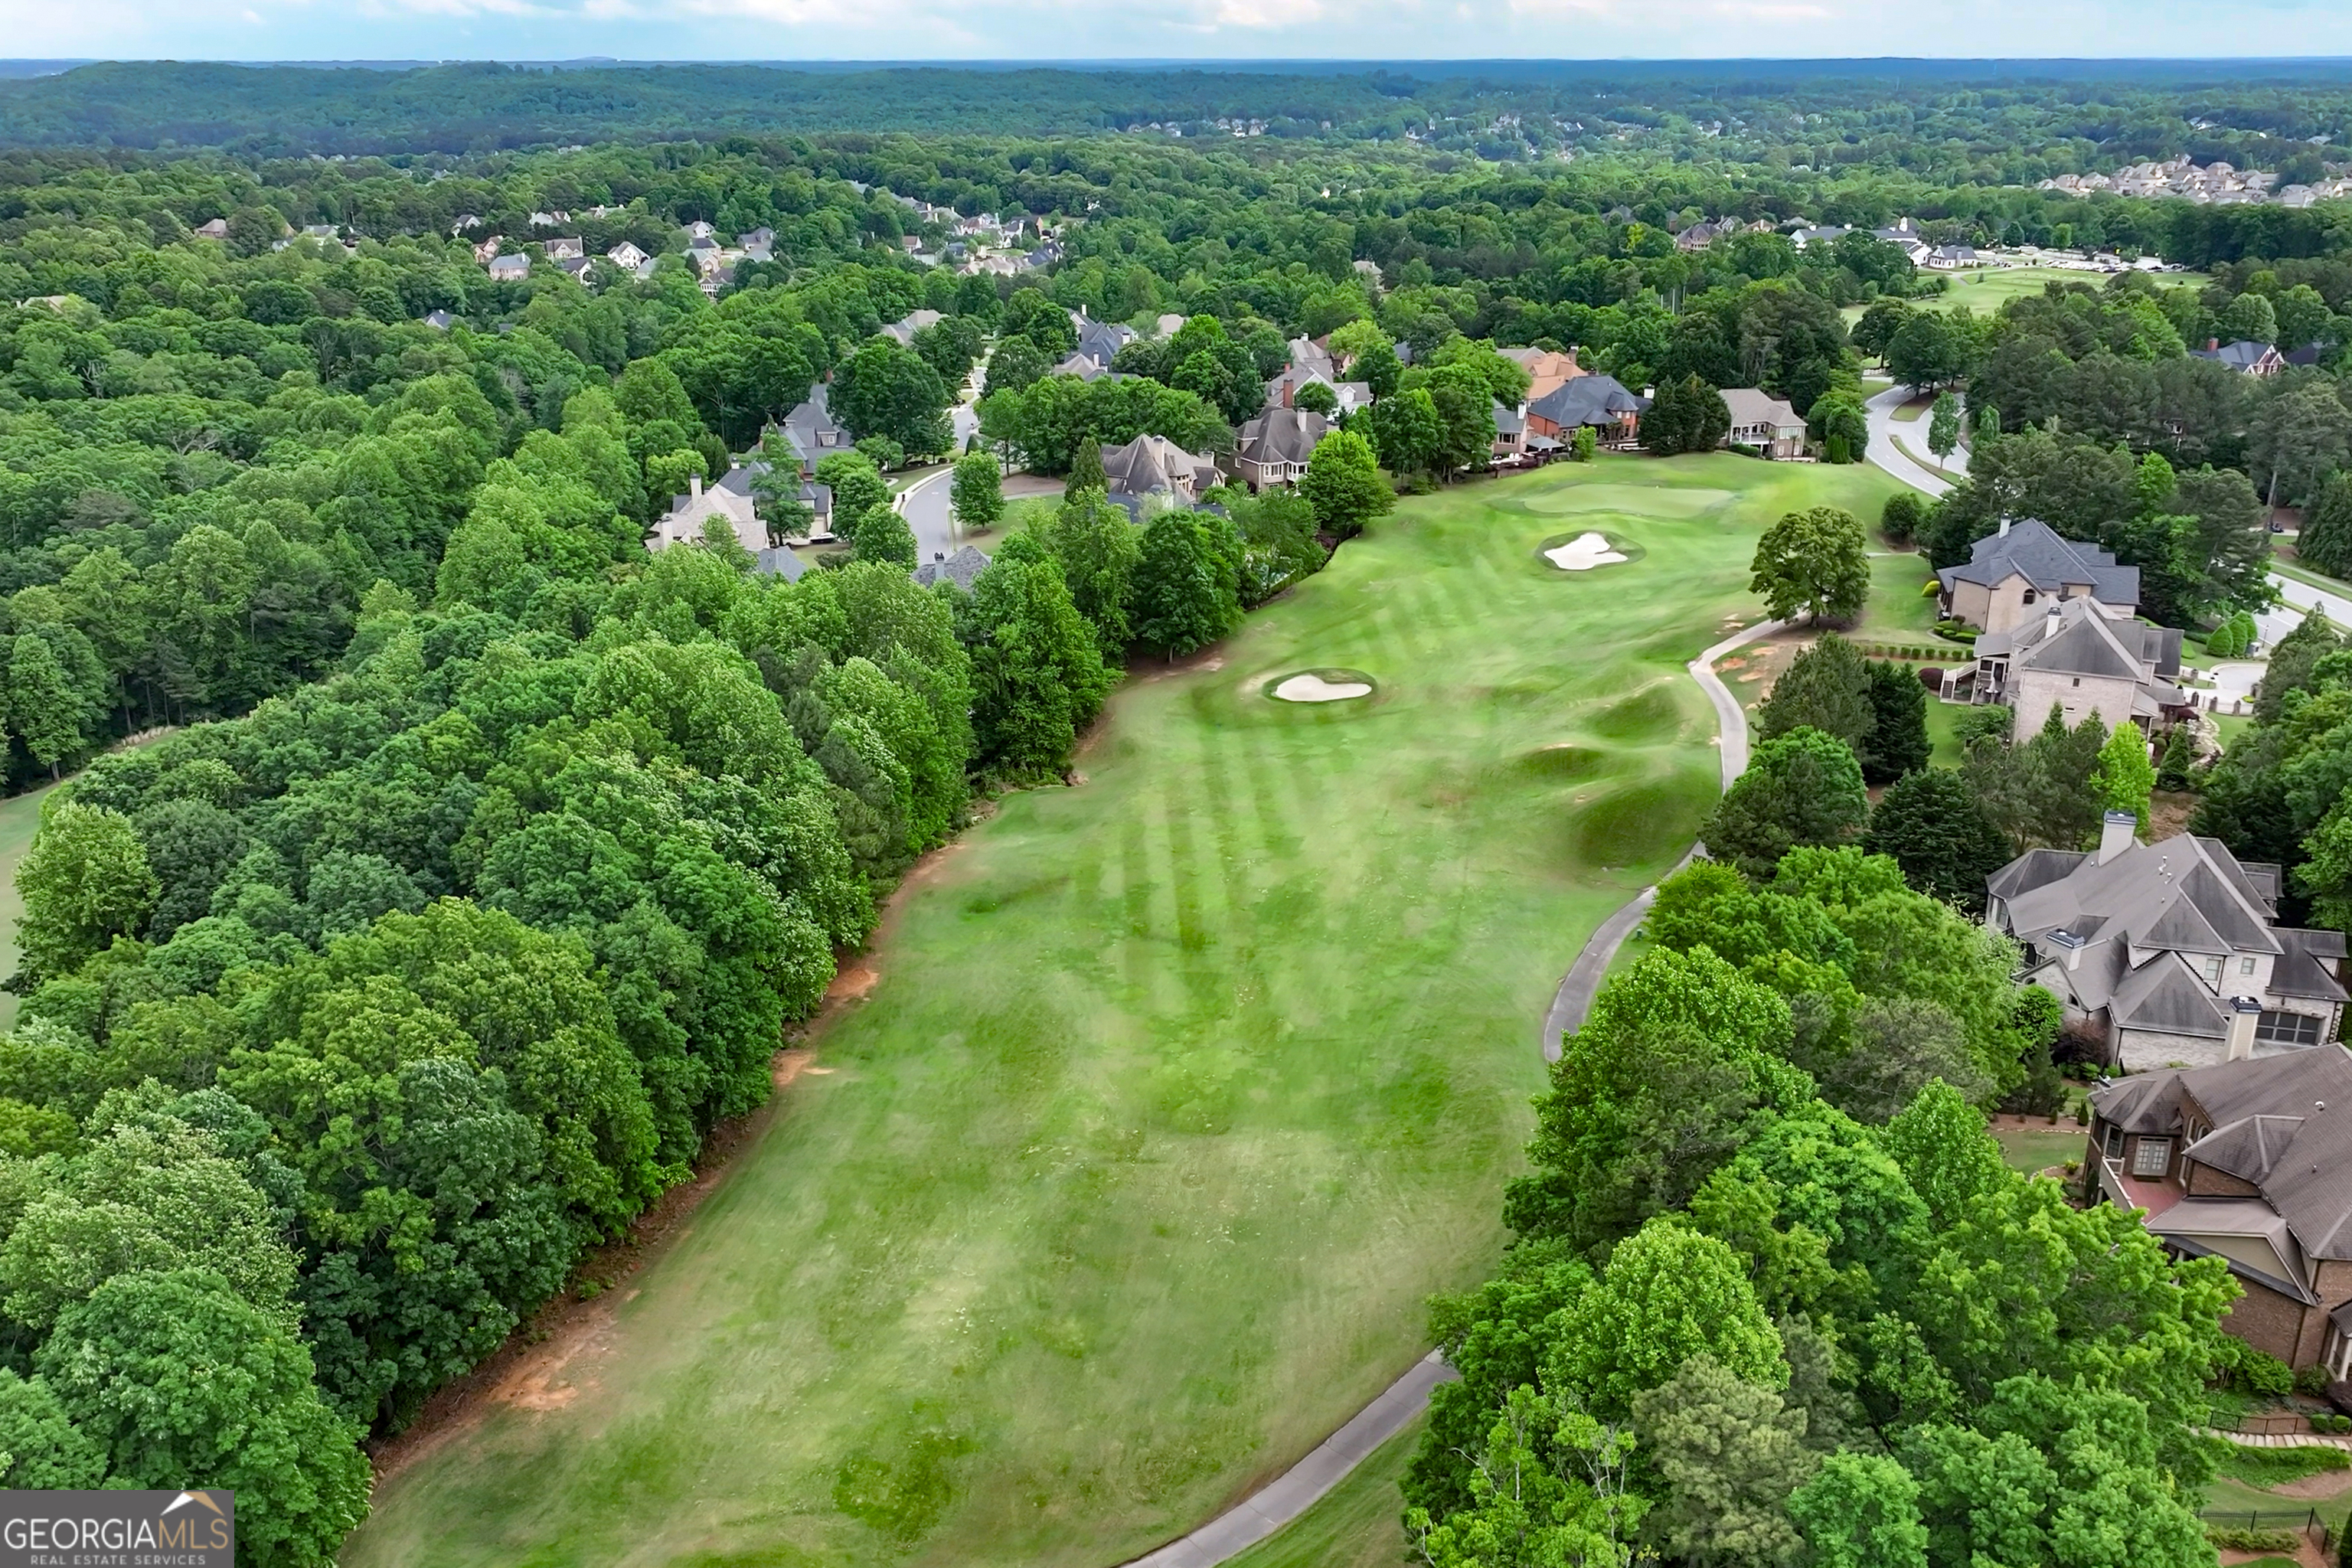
[
  {"left": 1568, "top": 769, "right": 1718, "bottom": 870},
  {"left": 1516, "top": 744, "right": 1612, "bottom": 780},
  {"left": 1587, "top": 684, "right": 1683, "bottom": 743}
]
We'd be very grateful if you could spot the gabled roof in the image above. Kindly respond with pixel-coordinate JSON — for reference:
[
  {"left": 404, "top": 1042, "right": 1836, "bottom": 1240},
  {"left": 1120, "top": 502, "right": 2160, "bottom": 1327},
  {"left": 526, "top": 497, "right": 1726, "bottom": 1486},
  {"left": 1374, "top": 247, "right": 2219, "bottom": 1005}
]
[
  {"left": 2109, "top": 952, "right": 2230, "bottom": 1038},
  {"left": 1936, "top": 519, "right": 2139, "bottom": 606},
  {"left": 2001, "top": 834, "right": 2286, "bottom": 959},
  {"left": 2192, "top": 340, "right": 2283, "bottom": 371},
  {"left": 913, "top": 544, "right": 991, "bottom": 591},
  {"left": 1719, "top": 388, "right": 1803, "bottom": 430},
  {"left": 1102, "top": 434, "right": 1214, "bottom": 496},
  {"left": 1236, "top": 407, "right": 1329, "bottom": 467},
  {"left": 1530, "top": 375, "right": 1646, "bottom": 427},
  {"left": 1988, "top": 848, "right": 2088, "bottom": 906},
  {"left": 2014, "top": 600, "right": 2146, "bottom": 681},
  {"left": 2278, "top": 929, "right": 2352, "bottom": 1004},
  {"left": 2092, "top": 1049, "right": 2352, "bottom": 1259}
]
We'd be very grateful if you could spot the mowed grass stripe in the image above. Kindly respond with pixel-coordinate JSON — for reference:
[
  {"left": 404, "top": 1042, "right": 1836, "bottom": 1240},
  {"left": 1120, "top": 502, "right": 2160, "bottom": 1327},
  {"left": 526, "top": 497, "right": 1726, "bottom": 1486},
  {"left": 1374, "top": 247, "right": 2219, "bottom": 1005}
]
[{"left": 345, "top": 452, "right": 1906, "bottom": 1568}]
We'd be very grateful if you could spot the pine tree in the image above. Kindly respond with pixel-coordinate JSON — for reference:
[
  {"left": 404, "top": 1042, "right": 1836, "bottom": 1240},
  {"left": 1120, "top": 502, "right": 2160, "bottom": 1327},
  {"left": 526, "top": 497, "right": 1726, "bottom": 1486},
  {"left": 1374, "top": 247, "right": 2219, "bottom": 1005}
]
[
  {"left": 2298, "top": 471, "right": 2352, "bottom": 581},
  {"left": 1067, "top": 433, "right": 1107, "bottom": 492},
  {"left": 1756, "top": 634, "right": 1874, "bottom": 761},
  {"left": 1862, "top": 660, "right": 1932, "bottom": 785},
  {"left": 1863, "top": 769, "right": 2013, "bottom": 913}
]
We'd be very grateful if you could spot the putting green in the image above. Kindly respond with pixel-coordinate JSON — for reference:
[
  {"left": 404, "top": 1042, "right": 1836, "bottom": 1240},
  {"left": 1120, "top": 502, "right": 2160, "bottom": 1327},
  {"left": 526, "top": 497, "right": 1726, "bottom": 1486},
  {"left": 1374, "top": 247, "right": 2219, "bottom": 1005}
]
[
  {"left": 1523, "top": 483, "right": 1736, "bottom": 516},
  {"left": 345, "top": 451, "right": 1903, "bottom": 1568}
]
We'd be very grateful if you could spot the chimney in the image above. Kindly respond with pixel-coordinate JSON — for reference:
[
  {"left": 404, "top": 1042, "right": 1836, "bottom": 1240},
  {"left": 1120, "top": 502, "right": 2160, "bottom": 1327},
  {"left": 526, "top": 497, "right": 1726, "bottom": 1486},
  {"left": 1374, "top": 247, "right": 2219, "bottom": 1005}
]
[
  {"left": 1998, "top": 516, "right": 2012, "bottom": 537},
  {"left": 2047, "top": 928, "right": 2086, "bottom": 970},
  {"left": 2226, "top": 995, "right": 2264, "bottom": 1061},
  {"left": 688, "top": 473, "right": 701, "bottom": 501},
  {"left": 2208, "top": 338, "right": 2220, "bottom": 352},
  {"left": 2097, "top": 809, "right": 2137, "bottom": 864},
  {"left": 1281, "top": 378, "right": 1292, "bottom": 409}
]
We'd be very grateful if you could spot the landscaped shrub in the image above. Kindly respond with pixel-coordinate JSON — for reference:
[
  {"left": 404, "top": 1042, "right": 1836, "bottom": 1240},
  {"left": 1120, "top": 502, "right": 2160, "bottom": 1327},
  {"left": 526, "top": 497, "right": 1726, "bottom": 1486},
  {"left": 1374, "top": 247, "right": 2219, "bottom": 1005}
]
[
  {"left": 2207, "top": 1527, "right": 2301, "bottom": 1553},
  {"left": 2298, "top": 1364, "right": 2335, "bottom": 1396},
  {"left": 2217, "top": 1444, "right": 2352, "bottom": 1485},
  {"left": 2236, "top": 1347, "right": 2298, "bottom": 1397}
]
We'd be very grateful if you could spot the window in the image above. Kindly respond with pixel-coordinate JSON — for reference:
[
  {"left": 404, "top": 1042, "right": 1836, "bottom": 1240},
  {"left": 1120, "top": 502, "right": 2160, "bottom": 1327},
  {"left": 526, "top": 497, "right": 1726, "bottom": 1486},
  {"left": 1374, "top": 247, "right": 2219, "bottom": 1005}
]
[
  {"left": 2257, "top": 1011, "right": 2324, "bottom": 1048},
  {"left": 2104, "top": 1125, "right": 2125, "bottom": 1158},
  {"left": 2242, "top": 956, "right": 2259, "bottom": 976},
  {"left": 2132, "top": 1137, "right": 2172, "bottom": 1178},
  {"left": 2198, "top": 956, "right": 2225, "bottom": 986}
]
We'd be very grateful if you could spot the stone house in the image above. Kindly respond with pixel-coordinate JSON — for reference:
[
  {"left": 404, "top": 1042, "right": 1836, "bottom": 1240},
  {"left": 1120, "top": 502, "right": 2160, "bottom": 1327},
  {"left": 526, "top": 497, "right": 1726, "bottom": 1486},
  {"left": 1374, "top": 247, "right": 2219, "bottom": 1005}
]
[
  {"left": 1231, "top": 407, "right": 1329, "bottom": 489},
  {"left": 1101, "top": 434, "right": 1219, "bottom": 507},
  {"left": 648, "top": 466, "right": 834, "bottom": 555},
  {"left": 1949, "top": 596, "right": 2186, "bottom": 737},
  {"left": 2086, "top": 1048, "right": 2352, "bottom": 1370},
  {"left": 1935, "top": 518, "right": 2140, "bottom": 633},
  {"left": 1990, "top": 819, "right": 2347, "bottom": 1071}
]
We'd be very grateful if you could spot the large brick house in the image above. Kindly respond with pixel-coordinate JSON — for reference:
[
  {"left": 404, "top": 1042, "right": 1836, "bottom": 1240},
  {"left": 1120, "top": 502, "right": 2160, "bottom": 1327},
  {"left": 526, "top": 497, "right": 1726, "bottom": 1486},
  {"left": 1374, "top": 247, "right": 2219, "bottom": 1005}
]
[
  {"left": 2087, "top": 1048, "right": 2352, "bottom": 1372},
  {"left": 1936, "top": 518, "right": 2140, "bottom": 633},
  {"left": 1988, "top": 818, "right": 2347, "bottom": 1071}
]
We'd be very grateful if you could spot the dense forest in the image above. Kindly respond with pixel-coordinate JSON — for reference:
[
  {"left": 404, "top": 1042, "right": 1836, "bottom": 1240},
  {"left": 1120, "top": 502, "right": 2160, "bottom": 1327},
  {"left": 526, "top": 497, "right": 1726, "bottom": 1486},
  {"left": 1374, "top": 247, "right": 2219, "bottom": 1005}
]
[
  {"left": 1, "top": 67, "right": 2350, "bottom": 1561},
  {"left": 1, "top": 57, "right": 2350, "bottom": 178}
]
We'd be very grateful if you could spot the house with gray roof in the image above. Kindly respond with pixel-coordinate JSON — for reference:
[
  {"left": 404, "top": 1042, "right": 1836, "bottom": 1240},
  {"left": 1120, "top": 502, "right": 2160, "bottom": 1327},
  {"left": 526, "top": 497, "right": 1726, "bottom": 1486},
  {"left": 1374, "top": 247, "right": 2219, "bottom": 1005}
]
[
  {"left": 648, "top": 465, "right": 834, "bottom": 554},
  {"left": 1936, "top": 517, "right": 2140, "bottom": 632},
  {"left": 1101, "top": 434, "right": 1219, "bottom": 508},
  {"left": 1071, "top": 314, "right": 1137, "bottom": 373},
  {"left": 1232, "top": 407, "right": 1329, "bottom": 489},
  {"left": 2192, "top": 338, "right": 2288, "bottom": 377},
  {"left": 779, "top": 385, "right": 849, "bottom": 472},
  {"left": 2085, "top": 1047, "right": 2352, "bottom": 1371},
  {"left": 1718, "top": 389, "right": 1807, "bottom": 459},
  {"left": 913, "top": 544, "right": 991, "bottom": 592},
  {"left": 880, "top": 309, "right": 943, "bottom": 348},
  {"left": 1949, "top": 596, "right": 2186, "bottom": 737},
  {"left": 1989, "top": 819, "right": 2346, "bottom": 1074},
  {"left": 486, "top": 253, "right": 531, "bottom": 283},
  {"left": 1525, "top": 375, "right": 1648, "bottom": 446},
  {"left": 1263, "top": 368, "right": 1371, "bottom": 416}
]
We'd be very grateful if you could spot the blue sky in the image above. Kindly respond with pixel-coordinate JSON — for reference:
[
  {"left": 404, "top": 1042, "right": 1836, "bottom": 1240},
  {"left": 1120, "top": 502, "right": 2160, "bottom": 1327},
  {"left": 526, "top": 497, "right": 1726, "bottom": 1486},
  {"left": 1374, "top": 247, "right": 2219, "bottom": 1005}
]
[{"left": 8, "top": 0, "right": 2352, "bottom": 70}]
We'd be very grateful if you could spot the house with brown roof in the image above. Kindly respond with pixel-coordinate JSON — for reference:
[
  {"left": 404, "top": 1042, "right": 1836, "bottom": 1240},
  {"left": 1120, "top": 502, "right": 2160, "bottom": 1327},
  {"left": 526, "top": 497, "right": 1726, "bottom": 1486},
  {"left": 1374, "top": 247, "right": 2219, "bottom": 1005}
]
[
  {"left": 1989, "top": 818, "right": 2347, "bottom": 1072},
  {"left": 2086, "top": 1047, "right": 2352, "bottom": 1371},
  {"left": 1497, "top": 346, "right": 1586, "bottom": 401},
  {"left": 1101, "top": 434, "right": 1219, "bottom": 508}
]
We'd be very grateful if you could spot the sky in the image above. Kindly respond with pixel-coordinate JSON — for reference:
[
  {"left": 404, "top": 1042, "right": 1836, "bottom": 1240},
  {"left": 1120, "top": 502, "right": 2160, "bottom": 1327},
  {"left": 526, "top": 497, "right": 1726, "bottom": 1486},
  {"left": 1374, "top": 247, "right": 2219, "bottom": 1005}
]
[{"left": 4, "top": 0, "right": 2350, "bottom": 71}]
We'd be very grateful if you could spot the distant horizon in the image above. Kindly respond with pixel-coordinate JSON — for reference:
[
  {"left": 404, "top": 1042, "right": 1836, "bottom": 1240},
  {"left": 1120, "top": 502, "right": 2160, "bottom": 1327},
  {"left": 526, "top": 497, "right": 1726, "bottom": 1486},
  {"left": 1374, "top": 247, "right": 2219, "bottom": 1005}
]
[
  {"left": 9, "top": 54, "right": 2352, "bottom": 68},
  {"left": 6, "top": 0, "right": 2350, "bottom": 78}
]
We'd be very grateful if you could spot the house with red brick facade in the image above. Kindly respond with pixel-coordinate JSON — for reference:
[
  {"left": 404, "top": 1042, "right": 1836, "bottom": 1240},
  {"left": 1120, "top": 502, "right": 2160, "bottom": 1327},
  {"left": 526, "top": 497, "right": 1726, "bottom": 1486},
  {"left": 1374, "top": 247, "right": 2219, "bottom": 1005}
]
[{"left": 2087, "top": 1048, "right": 2352, "bottom": 1373}]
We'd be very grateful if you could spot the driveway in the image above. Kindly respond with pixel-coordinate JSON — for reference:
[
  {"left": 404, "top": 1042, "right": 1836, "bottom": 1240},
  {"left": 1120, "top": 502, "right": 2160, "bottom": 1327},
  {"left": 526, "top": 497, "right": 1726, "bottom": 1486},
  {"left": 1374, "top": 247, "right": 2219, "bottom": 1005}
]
[{"left": 895, "top": 466, "right": 959, "bottom": 566}]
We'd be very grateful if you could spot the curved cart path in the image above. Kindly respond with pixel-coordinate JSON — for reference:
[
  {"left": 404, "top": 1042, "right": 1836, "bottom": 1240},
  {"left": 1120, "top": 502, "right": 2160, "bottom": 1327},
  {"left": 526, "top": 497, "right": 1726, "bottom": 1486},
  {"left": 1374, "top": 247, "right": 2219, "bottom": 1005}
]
[{"left": 1116, "top": 616, "right": 1783, "bottom": 1567}]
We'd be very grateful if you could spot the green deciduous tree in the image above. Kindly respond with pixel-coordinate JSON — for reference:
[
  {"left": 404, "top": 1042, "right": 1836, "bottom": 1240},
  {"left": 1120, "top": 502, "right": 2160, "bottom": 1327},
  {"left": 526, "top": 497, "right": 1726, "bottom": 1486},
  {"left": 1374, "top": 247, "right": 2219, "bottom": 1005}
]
[
  {"left": 13, "top": 802, "right": 157, "bottom": 988},
  {"left": 2090, "top": 723, "right": 2157, "bottom": 831},
  {"left": 1700, "top": 727, "right": 1870, "bottom": 880},
  {"left": 1557, "top": 1221, "right": 1785, "bottom": 1419},
  {"left": 1130, "top": 511, "right": 1240, "bottom": 657},
  {"left": 963, "top": 543, "right": 1114, "bottom": 776},
  {"left": 1295, "top": 427, "right": 1392, "bottom": 541},
  {"left": 950, "top": 452, "right": 1003, "bottom": 534},
  {"left": 1643, "top": 374, "right": 1733, "bottom": 457},
  {"left": 1788, "top": 1451, "right": 1928, "bottom": 1568},
  {"left": 1750, "top": 507, "right": 1869, "bottom": 626}
]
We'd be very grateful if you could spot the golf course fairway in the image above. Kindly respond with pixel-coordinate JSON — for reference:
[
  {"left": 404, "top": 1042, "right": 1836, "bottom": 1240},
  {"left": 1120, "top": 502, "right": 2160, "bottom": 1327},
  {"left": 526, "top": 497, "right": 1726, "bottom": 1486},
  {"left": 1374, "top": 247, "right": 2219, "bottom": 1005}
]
[{"left": 345, "top": 451, "right": 1900, "bottom": 1568}]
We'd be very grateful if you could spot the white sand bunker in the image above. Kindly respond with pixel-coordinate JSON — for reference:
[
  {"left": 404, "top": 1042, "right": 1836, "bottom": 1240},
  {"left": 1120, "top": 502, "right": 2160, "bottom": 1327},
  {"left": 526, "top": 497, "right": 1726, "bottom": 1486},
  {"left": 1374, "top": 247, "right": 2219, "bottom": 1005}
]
[
  {"left": 1272, "top": 673, "right": 1373, "bottom": 703},
  {"left": 1544, "top": 531, "right": 1629, "bottom": 571}
]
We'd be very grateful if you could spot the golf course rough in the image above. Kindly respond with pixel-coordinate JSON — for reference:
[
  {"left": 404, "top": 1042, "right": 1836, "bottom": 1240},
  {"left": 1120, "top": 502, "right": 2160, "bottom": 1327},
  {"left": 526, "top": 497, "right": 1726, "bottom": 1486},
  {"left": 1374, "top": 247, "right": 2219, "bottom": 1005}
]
[{"left": 345, "top": 453, "right": 1902, "bottom": 1568}]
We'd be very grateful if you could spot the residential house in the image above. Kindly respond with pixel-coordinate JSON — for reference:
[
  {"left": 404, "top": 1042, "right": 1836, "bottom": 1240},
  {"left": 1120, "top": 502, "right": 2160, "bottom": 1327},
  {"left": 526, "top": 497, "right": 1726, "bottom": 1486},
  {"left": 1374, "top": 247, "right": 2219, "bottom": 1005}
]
[
  {"left": 1285, "top": 336, "right": 1337, "bottom": 383},
  {"left": 1526, "top": 375, "right": 1648, "bottom": 446},
  {"left": 648, "top": 466, "right": 834, "bottom": 556},
  {"left": 606, "top": 241, "right": 649, "bottom": 273},
  {"left": 543, "top": 237, "right": 585, "bottom": 261},
  {"left": 1788, "top": 224, "right": 1853, "bottom": 250},
  {"left": 1934, "top": 518, "right": 2141, "bottom": 632},
  {"left": 1073, "top": 315, "right": 1137, "bottom": 373},
  {"left": 2085, "top": 1048, "right": 2352, "bottom": 1370},
  {"left": 1992, "top": 818, "right": 2346, "bottom": 1073},
  {"left": 420, "top": 309, "right": 456, "bottom": 332},
  {"left": 685, "top": 220, "right": 716, "bottom": 241},
  {"left": 555, "top": 256, "right": 595, "bottom": 284},
  {"left": 1101, "top": 434, "right": 1219, "bottom": 508},
  {"left": 2192, "top": 338, "right": 2288, "bottom": 377},
  {"left": 529, "top": 211, "right": 570, "bottom": 229},
  {"left": 913, "top": 544, "right": 991, "bottom": 591},
  {"left": 779, "top": 386, "right": 850, "bottom": 472},
  {"left": 472, "top": 237, "right": 505, "bottom": 266},
  {"left": 1051, "top": 351, "right": 1120, "bottom": 384},
  {"left": 1232, "top": 407, "right": 1330, "bottom": 489},
  {"left": 1673, "top": 217, "right": 1733, "bottom": 252},
  {"left": 449, "top": 214, "right": 482, "bottom": 235},
  {"left": 1491, "top": 403, "right": 1560, "bottom": 466},
  {"left": 880, "top": 309, "right": 943, "bottom": 348},
  {"left": 1498, "top": 345, "right": 1586, "bottom": 402},
  {"left": 1949, "top": 596, "right": 2187, "bottom": 736},
  {"left": 1353, "top": 258, "right": 1385, "bottom": 289},
  {"left": 1263, "top": 369, "right": 1371, "bottom": 415},
  {"left": 301, "top": 224, "right": 340, "bottom": 241},
  {"left": 192, "top": 217, "right": 230, "bottom": 240},
  {"left": 486, "top": 253, "right": 531, "bottom": 283},
  {"left": 1926, "top": 244, "right": 1982, "bottom": 270},
  {"left": 737, "top": 228, "right": 776, "bottom": 263},
  {"left": 2286, "top": 343, "right": 2328, "bottom": 369},
  {"left": 1718, "top": 388, "right": 1808, "bottom": 459}
]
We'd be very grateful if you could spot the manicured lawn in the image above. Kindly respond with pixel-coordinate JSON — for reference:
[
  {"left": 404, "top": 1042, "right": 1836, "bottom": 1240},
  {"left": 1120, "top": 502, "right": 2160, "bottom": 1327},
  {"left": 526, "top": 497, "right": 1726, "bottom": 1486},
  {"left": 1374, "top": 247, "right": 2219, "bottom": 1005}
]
[
  {"left": 348, "top": 452, "right": 1907, "bottom": 1568},
  {"left": 1991, "top": 1124, "right": 2084, "bottom": 1176},
  {"left": 1853, "top": 551, "right": 1943, "bottom": 645},
  {"left": 0, "top": 784, "right": 50, "bottom": 1027},
  {"left": 2217, "top": 714, "right": 2256, "bottom": 752},
  {"left": 1924, "top": 698, "right": 1968, "bottom": 768},
  {"left": 1223, "top": 1415, "right": 1423, "bottom": 1568}
]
